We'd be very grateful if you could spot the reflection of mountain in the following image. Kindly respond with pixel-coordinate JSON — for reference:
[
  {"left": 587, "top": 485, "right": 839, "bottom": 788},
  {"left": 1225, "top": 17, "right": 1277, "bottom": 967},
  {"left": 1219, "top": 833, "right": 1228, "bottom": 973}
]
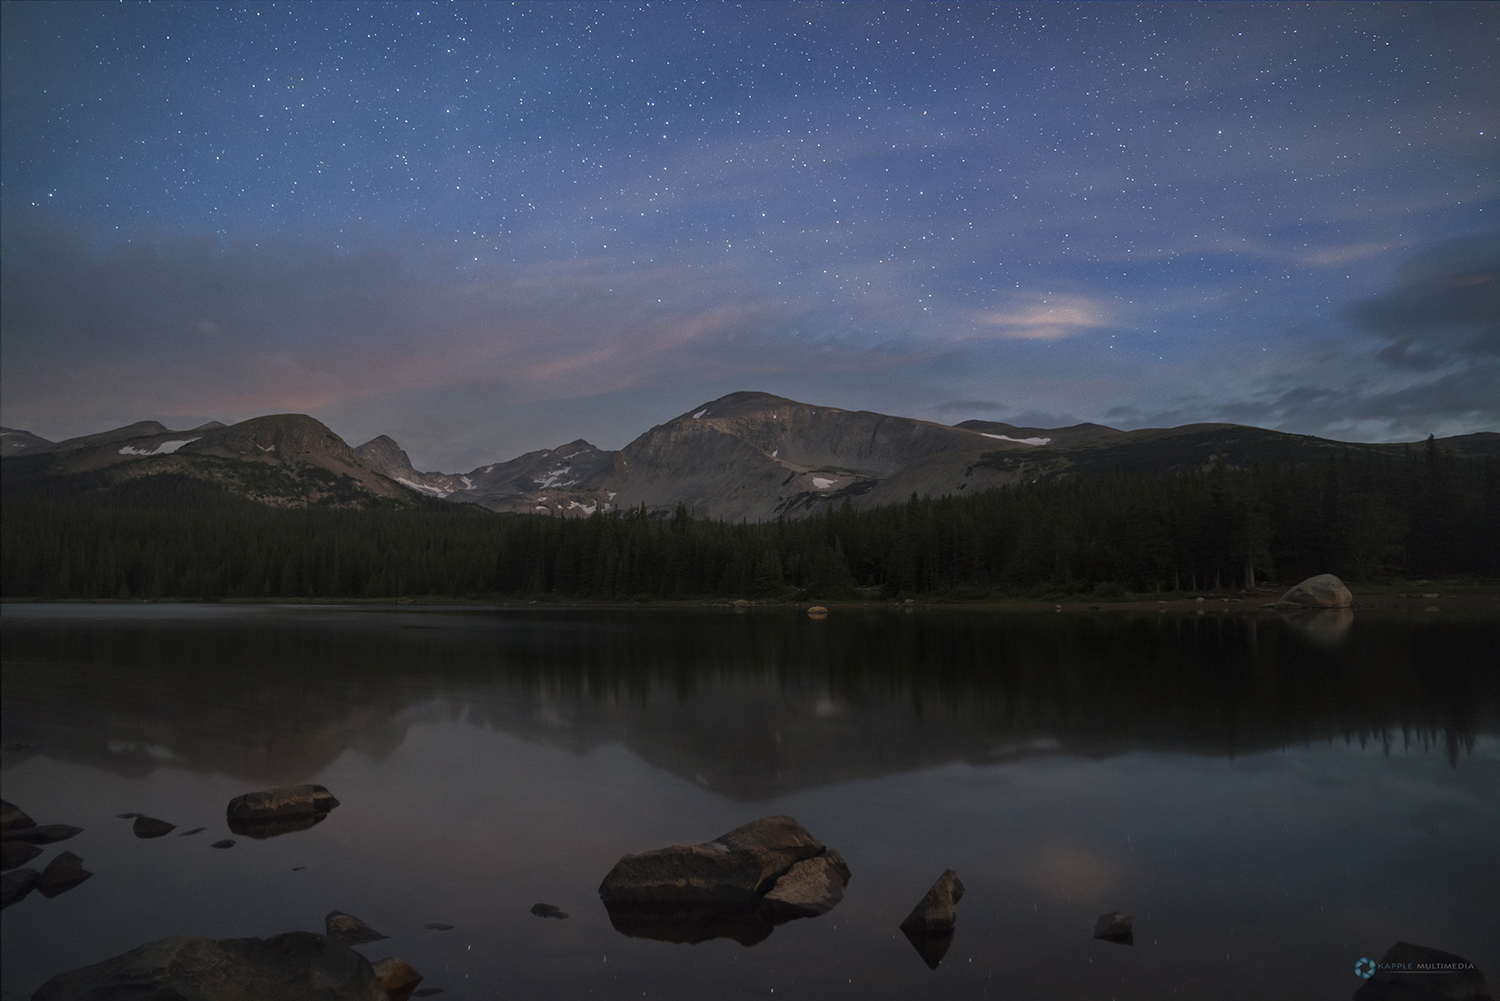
[{"left": 2, "top": 609, "right": 1495, "bottom": 799}]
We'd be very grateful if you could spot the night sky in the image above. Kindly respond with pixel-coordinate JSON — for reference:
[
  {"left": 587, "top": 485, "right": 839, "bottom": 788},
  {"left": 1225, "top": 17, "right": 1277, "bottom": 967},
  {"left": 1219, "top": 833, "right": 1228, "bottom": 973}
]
[{"left": 3, "top": 1, "right": 1496, "bottom": 470}]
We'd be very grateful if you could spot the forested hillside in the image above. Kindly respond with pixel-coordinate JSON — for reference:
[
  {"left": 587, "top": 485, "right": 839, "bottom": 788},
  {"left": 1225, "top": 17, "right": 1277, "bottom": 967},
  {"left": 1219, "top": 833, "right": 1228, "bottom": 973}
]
[{"left": 3, "top": 439, "right": 1495, "bottom": 600}]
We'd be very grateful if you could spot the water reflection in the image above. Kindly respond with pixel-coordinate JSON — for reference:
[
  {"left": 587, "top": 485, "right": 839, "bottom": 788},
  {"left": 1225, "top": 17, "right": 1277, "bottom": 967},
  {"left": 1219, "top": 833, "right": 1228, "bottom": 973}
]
[{"left": 2, "top": 607, "right": 1494, "bottom": 795}]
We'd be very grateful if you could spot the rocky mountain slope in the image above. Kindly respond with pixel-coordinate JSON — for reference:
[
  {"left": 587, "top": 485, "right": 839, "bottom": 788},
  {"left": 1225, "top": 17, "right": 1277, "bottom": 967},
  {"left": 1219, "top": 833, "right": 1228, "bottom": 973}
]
[
  {"left": 6, "top": 392, "right": 1495, "bottom": 517},
  {"left": 2, "top": 414, "right": 411, "bottom": 507}
]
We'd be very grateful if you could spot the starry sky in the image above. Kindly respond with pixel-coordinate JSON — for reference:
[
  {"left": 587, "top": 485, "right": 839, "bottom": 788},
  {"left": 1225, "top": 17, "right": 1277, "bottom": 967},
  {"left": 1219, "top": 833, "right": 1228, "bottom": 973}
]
[{"left": 3, "top": 1, "right": 1496, "bottom": 471}]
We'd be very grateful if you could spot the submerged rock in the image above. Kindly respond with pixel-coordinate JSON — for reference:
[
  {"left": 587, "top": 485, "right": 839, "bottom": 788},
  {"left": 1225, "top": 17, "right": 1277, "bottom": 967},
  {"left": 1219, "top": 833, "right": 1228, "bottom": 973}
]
[
  {"left": 1276, "top": 573, "right": 1353, "bottom": 609},
  {"left": 179, "top": 827, "right": 207, "bottom": 836},
  {"left": 1, "top": 824, "right": 82, "bottom": 845},
  {"left": 1, "top": 799, "right": 37, "bottom": 832},
  {"left": 599, "top": 815, "right": 849, "bottom": 945},
  {"left": 899, "top": 869, "right": 965, "bottom": 933},
  {"left": 226, "top": 785, "right": 339, "bottom": 838},
  {"left": 1093, "top": 911, "right": 1134, "bottom": 944},
  {"left": 423, "top": 923, "right": 454, "bottom": 931},
  {"left": 372, "top": 956, "right": 424, "bottom": 1001},
  {"left": 211, "top": 840, "right": 235, "bottom": 849},
  {"left": 530, "top": 903, "right": 568, "bottom": 919},
  {"left": 31, "top": 932, "right": 386, "bottom": 1001},
  {"left": 133, "top": 816, "right": 177, "bottom": 839},
  {"left": 1, "top": 868, "right": 39, "bottom": 910},
  {"left": 1352, "top": 941, "right": 1494, "bottom": 1001},
  {"left": 1, "top": 840, "right": 43, "bottom": 872},
  {"left": 325, "top": 910, "right": 389, "bottom": 945},
  {"left": 36, "top": 852, "right": 93, "bottom": 898}
]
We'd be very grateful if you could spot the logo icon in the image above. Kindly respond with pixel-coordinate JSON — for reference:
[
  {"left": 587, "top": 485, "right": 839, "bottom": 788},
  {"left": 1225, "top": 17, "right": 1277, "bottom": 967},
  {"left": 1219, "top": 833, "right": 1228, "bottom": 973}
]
[{"left": 1355, "top": 957, "right": 1377, "bottom": 979}]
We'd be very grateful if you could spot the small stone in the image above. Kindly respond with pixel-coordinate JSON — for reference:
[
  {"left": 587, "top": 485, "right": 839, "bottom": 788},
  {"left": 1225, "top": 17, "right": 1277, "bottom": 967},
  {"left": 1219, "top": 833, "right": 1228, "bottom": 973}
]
[
  {"left": 133, "top": 816, "right": 176, "bottom": 839},
  {"left": 1, "top": 824, "right": 82, "bottom": 845},
  {"left": 211, "top": 840, "right": 235, "bottom": 849},
  {"left": 36, "top": 851, "right": 93, "bottom": 898},
  {"left": 372, "top": 957, "right": 423, "bottom": 1001},
  {"left": 325, "top": 910, "right": 389, "bottom": 945},
  {"left": 178, "top": 827, "right": 206, "bottom": 836},
  {"left": 423, "top": 923, "right": 453, "bottom": 931},
  {"left": 1, "top": 868, "right": 39, "bottom": 909},
  {"left": 116, "top": 813, "right": 142, "bottom": 820},
  {"left": 1093, "top": 911, "right": 1133, "bottom": 943},
  {"left": 530, "top": 903, "right": 568, "bottom": 919},
  {"left": 900, "top": 869, "right": 964, "bottom": 933},
  {"left": 1, "top": 840, "right": 43, "bottom": 872},
  {"left": 0, "top": 800, "right": 36, "bottom": 832}
]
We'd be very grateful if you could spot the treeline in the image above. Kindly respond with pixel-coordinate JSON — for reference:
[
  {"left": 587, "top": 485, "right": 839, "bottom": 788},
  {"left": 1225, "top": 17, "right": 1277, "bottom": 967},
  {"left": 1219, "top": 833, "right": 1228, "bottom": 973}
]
[{"left": 2, "top": 440, "right": 1496, "bottom": 601}]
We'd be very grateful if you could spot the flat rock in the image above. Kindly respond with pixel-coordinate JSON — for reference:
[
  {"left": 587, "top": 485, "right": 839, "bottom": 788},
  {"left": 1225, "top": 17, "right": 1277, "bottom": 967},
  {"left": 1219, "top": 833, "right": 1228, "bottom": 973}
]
[
  {"left": 372, "top": 957, "right": 423, "bottom": 1001},
  {"left": 179, "top": 827, "right": 206, "bottom": 836},
  {"left": 599, "top": 815, "right": 826, "bottom": 906},
  {"left": 1, "top": 868, "right": 39, "bottom": 910},
  {"left": 1353, "top": 941, "right": 1495, "bottom": 1000},
  {"left": 1094, "top": 911, "right": 1133, "bottom": 944},
  {"left": 1, "top": 824, "right": 83, "bottom": 845},
  {"left": 1, "top": 799, "right": 37, "bottom": 832},
  {"left": 227, "top": 784, "right": 339, "bottom": 825},
  {"left": 36, "top": 851, "right": 93, "bottom": 898},
  {"left": 325, "top": 910, "right": 389, "bottom": 945},
  {"left": 133, "top": 816, "right": 177, "bottom": 838},
  {"left": 211, "top": 840, "right": 235, "bottom": 849},
  {"left": 761, "top": 850, "right": 850, "bottom": 917},
  {"left": 423, "top": 923, "right": 454, "bottom": 931},
  {"left": 1, "top": 840, "right": 43, "bottom": 872},
  {"left": 900, "top": 869, "right": 965, "bottom": 933},
  {"left": 530, "top": 903, "right": 568, "bottom": 919},
  {"left": 31, "top": 932, "right": 387, "bottom": 1001},
  {"left": 1277, "top": 573, "right": 1353, "bottom": 609}
]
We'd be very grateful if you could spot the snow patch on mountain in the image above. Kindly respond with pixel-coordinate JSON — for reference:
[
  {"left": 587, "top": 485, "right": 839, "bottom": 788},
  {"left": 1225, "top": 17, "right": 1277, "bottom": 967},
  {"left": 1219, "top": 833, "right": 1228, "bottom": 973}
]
[
  {"left": 119, "top": 438, "right": 200, "bottom": 456},
  {"left": 981, "top": 433, "right": 1051, "bottom": 446}
]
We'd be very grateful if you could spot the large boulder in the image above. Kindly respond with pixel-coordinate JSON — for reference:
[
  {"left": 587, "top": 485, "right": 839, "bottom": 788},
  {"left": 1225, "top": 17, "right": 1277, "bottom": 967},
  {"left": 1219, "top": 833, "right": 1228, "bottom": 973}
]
[
  {"left": 31, "top": 932, "right": 387, "bottom": 1001},
  {"left": 599, "top": 814, "right": 826, "bottom": 905},
  {"left": 599, "top": 815, "right": 849, "bottom": 945},
  {"left": 1352, "top": 941, "right": 1494, "bottom": 1000},
  {"left": 1277, "top": 574, "right": 1353, "bottom": 609},
  {"left": 226, "top": 785, "right": 339, "bottom": 838}
]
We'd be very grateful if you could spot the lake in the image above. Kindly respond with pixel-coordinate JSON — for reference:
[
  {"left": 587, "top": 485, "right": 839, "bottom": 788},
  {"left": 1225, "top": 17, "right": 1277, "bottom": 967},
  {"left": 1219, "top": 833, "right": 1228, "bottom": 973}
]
[{"left": 2, "top": 603, "right": 1496, "bottom": 1000}]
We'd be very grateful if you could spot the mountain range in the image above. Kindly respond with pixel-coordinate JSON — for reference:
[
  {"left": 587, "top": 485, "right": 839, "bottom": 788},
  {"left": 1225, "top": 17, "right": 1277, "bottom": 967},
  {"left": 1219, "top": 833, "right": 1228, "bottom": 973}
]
[{"left": 5, "top": 390, "right": 1496, "bottom": 519}]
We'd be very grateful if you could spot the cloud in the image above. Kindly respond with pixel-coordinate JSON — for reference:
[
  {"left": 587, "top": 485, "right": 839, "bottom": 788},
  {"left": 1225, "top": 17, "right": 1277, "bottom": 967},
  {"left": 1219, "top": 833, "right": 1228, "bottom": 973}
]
[
  {"left": 1348, "top": 236, "right": 1500, "bottom": 362},
  {"left": 972, "top": 295, "right": 1112, "bottom": 341}
]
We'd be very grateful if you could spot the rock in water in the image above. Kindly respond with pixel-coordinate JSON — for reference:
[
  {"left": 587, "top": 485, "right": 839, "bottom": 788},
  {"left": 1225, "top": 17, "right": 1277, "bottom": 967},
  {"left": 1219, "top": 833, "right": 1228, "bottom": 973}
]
[
  {"left": 0, "top": 799, "right": 37, "bottom": 832},
  {"left": 133, "top": 816, "right": 177, "bottom": 838},
  {"left": 599, "top": 815, "right": 850, "bottom": 946},
  {"left": 372, "top": 957, "right": 424, "bottom": 1001},
  {"left": 599, "top": 815, "right": 826, "bottom": 906},
  {"left": 1276, "top": 573, "right": 1353, "bottom": 608},
  {"left": 325, "top": 910, "right": 390, "bottom": 945},
  {"left": 902, "top": 926, "right": 955, "bottom": 970},
  {"left": 1, "top": 840, "right": 43, "bottom": 872},
  {"left": 211, "top": 840, "right": 236, "bottom": 849},
  {"left": 1093, "top": 911, "right": 1133, "bottom": 944},
  {"left": 1352, "top": 941, "right": 1495, "bottom": 1000},
  {"left": 761, "top": 850, "right": 851, "bottom": 917},
  {"left": 530, "top": 903, "right": 568, "bottom": 919},
  {"left": 900, "top": 869, "right": 965, "bottom": 933},
  {"left": 1, "top": 868, "right": 39, "bottom": 910},
  {"left": 226, "top": 785, "right": 339, "bottom": 838},
  {"left": 31, "top": 932, "right": 386, "bottom": 1001},
  {"left": 36, "top": 852, "right": 93, "bottom": 898},
  {"left": 1, "top": 824, "right": 83, "bottom": 845}
]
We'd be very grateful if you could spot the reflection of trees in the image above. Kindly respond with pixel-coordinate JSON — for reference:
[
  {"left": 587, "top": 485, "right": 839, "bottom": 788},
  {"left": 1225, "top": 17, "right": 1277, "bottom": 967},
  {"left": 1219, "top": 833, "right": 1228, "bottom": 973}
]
[{"left": 2, "top": 610, "right": 1493, "bottom": 796}]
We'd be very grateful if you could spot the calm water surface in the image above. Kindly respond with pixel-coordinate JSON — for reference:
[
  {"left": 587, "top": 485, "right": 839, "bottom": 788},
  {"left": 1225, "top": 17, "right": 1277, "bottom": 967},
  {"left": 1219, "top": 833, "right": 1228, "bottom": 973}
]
[{"left": 2, "top": 604, "right": 1496, "bottom": 1000}]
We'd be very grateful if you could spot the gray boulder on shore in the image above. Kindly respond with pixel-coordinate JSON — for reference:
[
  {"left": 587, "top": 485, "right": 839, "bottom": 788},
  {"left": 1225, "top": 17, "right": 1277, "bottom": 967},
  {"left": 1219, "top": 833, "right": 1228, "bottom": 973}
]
[
  {"left": 1276, "top": 573, "right": 1353, "bottom": 609},
  {"left": 30, "top": 932, "right": 388, "bottom": 1001}
]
